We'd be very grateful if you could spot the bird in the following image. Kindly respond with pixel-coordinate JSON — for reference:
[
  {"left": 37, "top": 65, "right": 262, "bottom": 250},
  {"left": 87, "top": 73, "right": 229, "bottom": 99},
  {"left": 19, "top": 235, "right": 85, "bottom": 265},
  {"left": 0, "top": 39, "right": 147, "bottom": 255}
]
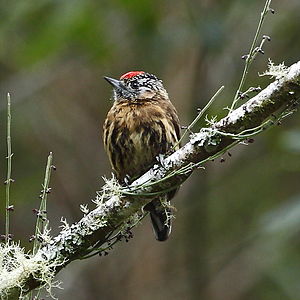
[{"left": 103, "top": 71, "right": 180, "bottom": 241}]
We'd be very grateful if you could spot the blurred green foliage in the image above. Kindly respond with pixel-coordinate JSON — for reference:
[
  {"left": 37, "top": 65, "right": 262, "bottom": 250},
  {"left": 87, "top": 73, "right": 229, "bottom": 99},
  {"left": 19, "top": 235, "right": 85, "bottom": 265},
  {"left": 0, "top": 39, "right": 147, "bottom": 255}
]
[{"left": 0, "top": 0, "right": 300, "bottom": 299}]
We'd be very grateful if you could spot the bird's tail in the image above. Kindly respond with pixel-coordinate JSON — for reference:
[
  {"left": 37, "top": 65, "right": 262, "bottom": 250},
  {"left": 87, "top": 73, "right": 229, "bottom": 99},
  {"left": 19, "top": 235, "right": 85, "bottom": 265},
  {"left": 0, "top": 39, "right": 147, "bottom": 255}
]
[{"left": 145, "top": 198, "right": 172, "bottom": 242}]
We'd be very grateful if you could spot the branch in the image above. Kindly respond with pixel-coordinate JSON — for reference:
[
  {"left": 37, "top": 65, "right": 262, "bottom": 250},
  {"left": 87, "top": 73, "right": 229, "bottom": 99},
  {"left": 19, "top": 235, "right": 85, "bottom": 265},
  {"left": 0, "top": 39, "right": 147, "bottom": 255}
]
[{"left": 1, "top": 61, "right": 300, "bottom": 299}]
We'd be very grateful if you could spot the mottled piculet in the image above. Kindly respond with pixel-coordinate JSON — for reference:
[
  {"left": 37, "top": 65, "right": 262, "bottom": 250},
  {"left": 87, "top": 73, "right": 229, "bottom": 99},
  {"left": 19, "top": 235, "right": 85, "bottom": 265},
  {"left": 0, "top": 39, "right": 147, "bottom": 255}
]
[{"left": 103, "top": 71, "right": 180, "bottom": 241}]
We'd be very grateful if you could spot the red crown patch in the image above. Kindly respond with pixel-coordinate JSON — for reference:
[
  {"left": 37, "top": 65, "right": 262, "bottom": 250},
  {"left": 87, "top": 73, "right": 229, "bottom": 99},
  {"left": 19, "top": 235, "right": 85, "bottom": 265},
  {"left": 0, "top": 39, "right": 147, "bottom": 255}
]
[{"left": 120, "top": 71, "right": 145, "bottom": 80}]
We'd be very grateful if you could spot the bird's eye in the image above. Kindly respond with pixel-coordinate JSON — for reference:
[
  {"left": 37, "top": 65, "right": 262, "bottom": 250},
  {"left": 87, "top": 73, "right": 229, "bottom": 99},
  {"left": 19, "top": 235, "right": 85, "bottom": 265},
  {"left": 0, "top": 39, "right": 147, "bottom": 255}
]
[{"left": 130, "top": 80, "right": 139, "bottom": 89}]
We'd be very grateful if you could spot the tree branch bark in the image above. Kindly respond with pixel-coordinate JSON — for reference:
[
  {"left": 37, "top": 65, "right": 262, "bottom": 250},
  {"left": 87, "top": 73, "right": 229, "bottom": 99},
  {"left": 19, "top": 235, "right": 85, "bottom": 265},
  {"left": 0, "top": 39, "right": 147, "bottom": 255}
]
[{"left": 2, "top": 60, "right": 300, "bottom": 299}]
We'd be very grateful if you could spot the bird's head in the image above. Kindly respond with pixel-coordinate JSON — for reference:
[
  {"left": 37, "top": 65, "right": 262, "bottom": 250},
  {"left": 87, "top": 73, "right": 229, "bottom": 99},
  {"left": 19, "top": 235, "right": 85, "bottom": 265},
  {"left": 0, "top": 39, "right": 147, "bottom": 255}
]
[{"left": 104, "top": 71, "right": 168, "bottom": 101}]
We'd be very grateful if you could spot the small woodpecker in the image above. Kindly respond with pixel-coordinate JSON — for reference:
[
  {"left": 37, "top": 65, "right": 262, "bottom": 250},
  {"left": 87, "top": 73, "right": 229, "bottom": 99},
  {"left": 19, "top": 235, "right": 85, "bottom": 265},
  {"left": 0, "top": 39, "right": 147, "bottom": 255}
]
[{"left": 103, "top": 71, "right": 181, "bottom": 241}]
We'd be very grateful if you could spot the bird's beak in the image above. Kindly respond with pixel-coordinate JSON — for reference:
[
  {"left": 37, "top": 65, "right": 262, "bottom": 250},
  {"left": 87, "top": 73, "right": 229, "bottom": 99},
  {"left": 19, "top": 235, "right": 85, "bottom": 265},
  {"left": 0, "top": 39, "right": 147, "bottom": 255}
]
[{"left": 104, "top": 76, "right": 123, "bottom": 90}]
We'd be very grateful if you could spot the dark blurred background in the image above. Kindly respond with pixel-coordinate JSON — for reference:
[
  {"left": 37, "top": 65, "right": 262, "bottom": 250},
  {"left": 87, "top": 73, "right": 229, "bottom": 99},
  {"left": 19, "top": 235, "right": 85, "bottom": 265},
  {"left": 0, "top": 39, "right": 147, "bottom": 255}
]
[{"left": 1, "top": 0, "right": 300, "bottom": 299}]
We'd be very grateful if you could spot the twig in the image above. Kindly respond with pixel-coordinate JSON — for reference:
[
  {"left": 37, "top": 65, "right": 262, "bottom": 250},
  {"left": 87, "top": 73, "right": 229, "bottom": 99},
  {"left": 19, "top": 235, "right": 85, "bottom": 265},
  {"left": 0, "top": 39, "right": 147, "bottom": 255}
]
[
  {"left": 230, "top": 0, "right": 272, "bottom": 111},
  {"left": 175, "top": 85, "right": 224, "bottom": 148},
  {"left": 32, "top": 152, "right": 53, "bottom": 255},
  {"left": 79, "top": 213, "right": 147, "bottom": 260},
  {"left": 29, "top": 153, "right": 53, "bottom": 300},
  {"left": 5, "top": 93, "right": 13, "bottom": 244}
]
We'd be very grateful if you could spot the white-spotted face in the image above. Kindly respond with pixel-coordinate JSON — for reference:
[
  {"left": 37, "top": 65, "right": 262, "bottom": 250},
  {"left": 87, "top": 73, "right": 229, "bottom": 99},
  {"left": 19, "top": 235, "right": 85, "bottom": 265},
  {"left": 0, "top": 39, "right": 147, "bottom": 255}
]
[{"left": 104, "top": 71, "right": 166, "bottom": 101}]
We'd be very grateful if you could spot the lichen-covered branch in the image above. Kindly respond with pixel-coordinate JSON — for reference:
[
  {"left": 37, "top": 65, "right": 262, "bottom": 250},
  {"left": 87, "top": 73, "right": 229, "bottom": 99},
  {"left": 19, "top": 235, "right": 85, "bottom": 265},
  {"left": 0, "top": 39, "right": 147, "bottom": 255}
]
[{"left": 1, "top": 60, "right": 300, "bottom": 299}]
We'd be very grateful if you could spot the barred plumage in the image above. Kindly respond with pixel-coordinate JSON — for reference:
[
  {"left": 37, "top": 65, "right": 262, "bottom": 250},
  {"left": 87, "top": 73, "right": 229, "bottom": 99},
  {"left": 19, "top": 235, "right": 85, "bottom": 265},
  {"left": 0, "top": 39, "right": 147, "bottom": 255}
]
[{"left": 103, "top": 72, "right": 180, "bottom": 241}]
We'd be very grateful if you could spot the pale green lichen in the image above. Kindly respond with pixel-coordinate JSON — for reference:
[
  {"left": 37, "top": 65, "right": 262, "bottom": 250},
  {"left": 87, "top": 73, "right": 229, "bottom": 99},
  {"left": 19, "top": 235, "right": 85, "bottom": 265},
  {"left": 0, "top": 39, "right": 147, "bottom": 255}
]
[
  {"left": 38, "top": 227, "right": 52, "bottom": 245},
  {"left": 80, "top": 204, "right": 90, "bottom": 215},
  {"left": 160, "top": 196, "right": 176, "bottom": 226},
  {"left": 260, "top": 59, "right": 289, "bottom": 79},
  {"left": 93, "top": 175, "right": 123, "bottom": 207},
  {"left": 0, "top": 242, "right": 63, "bottom": 299},
  {"left": 205, "top": 115, "right": 218, "bottom": 127},
  {"left": 59, "top": 217, "right": 70, "bottom": 231}
]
